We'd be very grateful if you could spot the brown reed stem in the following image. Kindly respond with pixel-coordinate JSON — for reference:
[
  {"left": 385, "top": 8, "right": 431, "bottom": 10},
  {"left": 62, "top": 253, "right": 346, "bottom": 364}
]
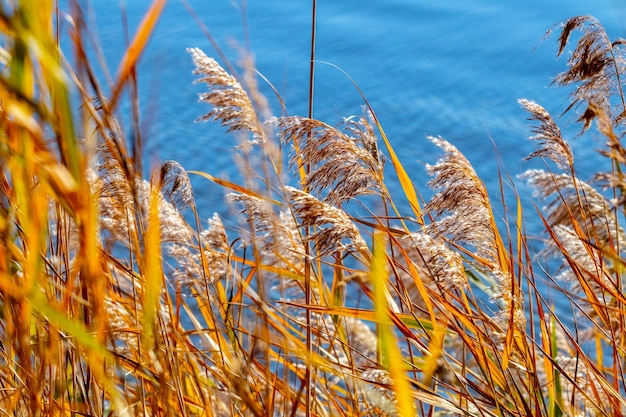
[{"left": 305, "top": 1, "right": 317, "bottom": 416}]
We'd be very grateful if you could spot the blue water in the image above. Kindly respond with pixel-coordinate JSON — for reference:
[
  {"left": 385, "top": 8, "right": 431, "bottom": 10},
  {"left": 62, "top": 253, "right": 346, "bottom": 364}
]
[{"left": 65, "top": 1, "right": 625, "bottom": 263}]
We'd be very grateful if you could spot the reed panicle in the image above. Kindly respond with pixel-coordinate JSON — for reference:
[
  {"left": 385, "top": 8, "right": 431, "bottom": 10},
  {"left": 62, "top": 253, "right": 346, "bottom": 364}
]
[
  {"left": 547, "top": 15, "right": 626, "bottom": 130},
  {"left": 228, "top": 192, "right": 305, "bottom": 271},
  {"left": 285, "top": 185, "right": 368, "bottom": 256},
  {"left": 403, "top": 232, "right": 467, "bottom": 291},
  {"left": 519, "top": 99, "right": 574, "bottom": 171},
  {"left": 189, "top": 47, "right": 264, "bottom": 140},
  {"left": 4, "top": 2, "right": 626, "bottom": 415},
  {"left": 544, "top": 224, "right": 612, "bottom": 297},
  {"left": 159, "top": 160, "right": 195, "bottom": 213},
  {"left": 423, "top": 136, "right": 521, "bottom": 325},
  {"left": 521, "top": 169, "right": 623, "bottom": 246},
  {"left": 424, "top": 136, "right": 499, "bottom": 266},
  {"left": 95, "top": 154, "right": 195, "bottom": 248},
  {"left": 276, "top": 116, "right": 383, "bottom": 205}
]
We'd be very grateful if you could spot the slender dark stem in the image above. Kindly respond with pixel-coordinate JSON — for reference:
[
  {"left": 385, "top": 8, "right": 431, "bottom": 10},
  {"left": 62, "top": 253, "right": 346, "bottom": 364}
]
[
  {"left": 305, "top": 2, "right": 317, "bottom": 416},
  {"left": 308, "top": 0, "right": 317, "bottom": 121}
]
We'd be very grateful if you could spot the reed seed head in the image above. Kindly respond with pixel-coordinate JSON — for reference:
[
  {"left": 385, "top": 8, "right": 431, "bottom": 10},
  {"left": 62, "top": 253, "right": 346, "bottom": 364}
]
[
  {"left": 520, "top": 99, "right": 574, "bottom": 170},
  {"left": 285, "top": 186, "right": 368, "bottom": 256},
  {"left": 188, "top": 47, "right": 263, "bottom": 140},
  {"left": 275, "top": 116, "right": 383, "bottom": 206}
]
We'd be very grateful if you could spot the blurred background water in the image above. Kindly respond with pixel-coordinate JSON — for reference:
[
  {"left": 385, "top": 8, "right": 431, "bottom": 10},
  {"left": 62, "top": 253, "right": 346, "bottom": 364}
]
[{"left": 62, "top": 0, "right": 625, "bottom": 279}]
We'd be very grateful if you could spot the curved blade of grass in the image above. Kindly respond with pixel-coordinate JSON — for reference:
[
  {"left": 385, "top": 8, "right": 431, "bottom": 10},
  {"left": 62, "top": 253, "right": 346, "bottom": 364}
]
[
  {"left": 392, "top": 236, "right": 438, "bottom": 327},
  {"left": 110, "top": 0, "right": 167, "bottom": 109},
  {"left": 420, "top": 319, "right": 447, "bottom": 386},
  {"left": 375, "top": 121, "right": 423, "bottom": 225},
  {"left": 315, "top": 60, "right": 423, "bottom": 226},
  {"left": 189, "top": 170, "right": 281, "bottom": 204}
]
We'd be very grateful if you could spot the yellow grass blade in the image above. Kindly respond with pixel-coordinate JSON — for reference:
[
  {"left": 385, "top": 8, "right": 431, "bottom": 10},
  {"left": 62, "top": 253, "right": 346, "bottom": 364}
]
[
  {"left": 376, "top": 122, "right": 423, "bottom": 225},
  {"left": 421, "top": 319, "right": 447, "bottom": 386},
  {"left": 142, "top": 182, "right": 164, "bottom": 351},
  {"left": 371, "top": 232, "right": 415, "bottom": 416}
]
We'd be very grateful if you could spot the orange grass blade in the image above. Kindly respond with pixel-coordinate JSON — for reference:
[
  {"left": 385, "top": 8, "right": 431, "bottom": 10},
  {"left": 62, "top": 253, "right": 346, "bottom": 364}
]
[
  {"left": 392, "top": 237, "right": 438, "bottom": 328},
  {"left": 110, "top": 0, "right": 167, "bottom": 109},
  {"left": 540, "top": 310, "right": 557, "bottom": 416},
  {"left": 376, "top": 122, "right": 423, "bottom": 225},
  {"left": 420, "top": 319, "right": 447, "bottom": 386},
  {"left": 189, "top": 170, "right": 281, "bottom": 204},
  {"left": 142, "top": 183, "right": 164, "bottom": 351},
  {"left": 455, "top": 293, "right": 508, "bottom": 390}
]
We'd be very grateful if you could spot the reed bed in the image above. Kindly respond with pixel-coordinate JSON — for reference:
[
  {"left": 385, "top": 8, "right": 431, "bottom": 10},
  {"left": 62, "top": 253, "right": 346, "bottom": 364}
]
[{"left": 1, "top": 2, "right": 626, "bottom": 416}]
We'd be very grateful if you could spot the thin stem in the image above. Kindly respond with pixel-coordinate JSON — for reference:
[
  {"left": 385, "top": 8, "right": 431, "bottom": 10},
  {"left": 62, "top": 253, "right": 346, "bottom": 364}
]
[
  {"left": 305, "top": 2, "right": 317, "bottom": 415},
  {"left": 308, "top": 0, "right": 317, "bottom": 121}
]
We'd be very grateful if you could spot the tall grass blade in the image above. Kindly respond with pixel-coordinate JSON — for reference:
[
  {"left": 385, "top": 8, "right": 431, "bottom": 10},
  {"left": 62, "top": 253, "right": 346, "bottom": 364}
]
[
  {"left": 141, "top": 181, "right": 164, "bottom": 352},
  {"left": 111, "top": 0, "right": 167, "bottom": 109},
  {"left": 371, "top": 232, "right": 415, "bottom": 416}
]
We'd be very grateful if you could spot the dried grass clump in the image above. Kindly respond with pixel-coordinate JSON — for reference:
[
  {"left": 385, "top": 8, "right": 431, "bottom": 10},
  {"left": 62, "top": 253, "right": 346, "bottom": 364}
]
[{"left": 4, "top": 2, "right": 626, "bottom": 416}]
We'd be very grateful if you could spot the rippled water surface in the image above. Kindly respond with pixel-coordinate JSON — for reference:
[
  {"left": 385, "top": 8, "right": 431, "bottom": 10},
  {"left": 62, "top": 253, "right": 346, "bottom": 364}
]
[{"left": 68, "top": 0, "right": 626, "bottom": 241}]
